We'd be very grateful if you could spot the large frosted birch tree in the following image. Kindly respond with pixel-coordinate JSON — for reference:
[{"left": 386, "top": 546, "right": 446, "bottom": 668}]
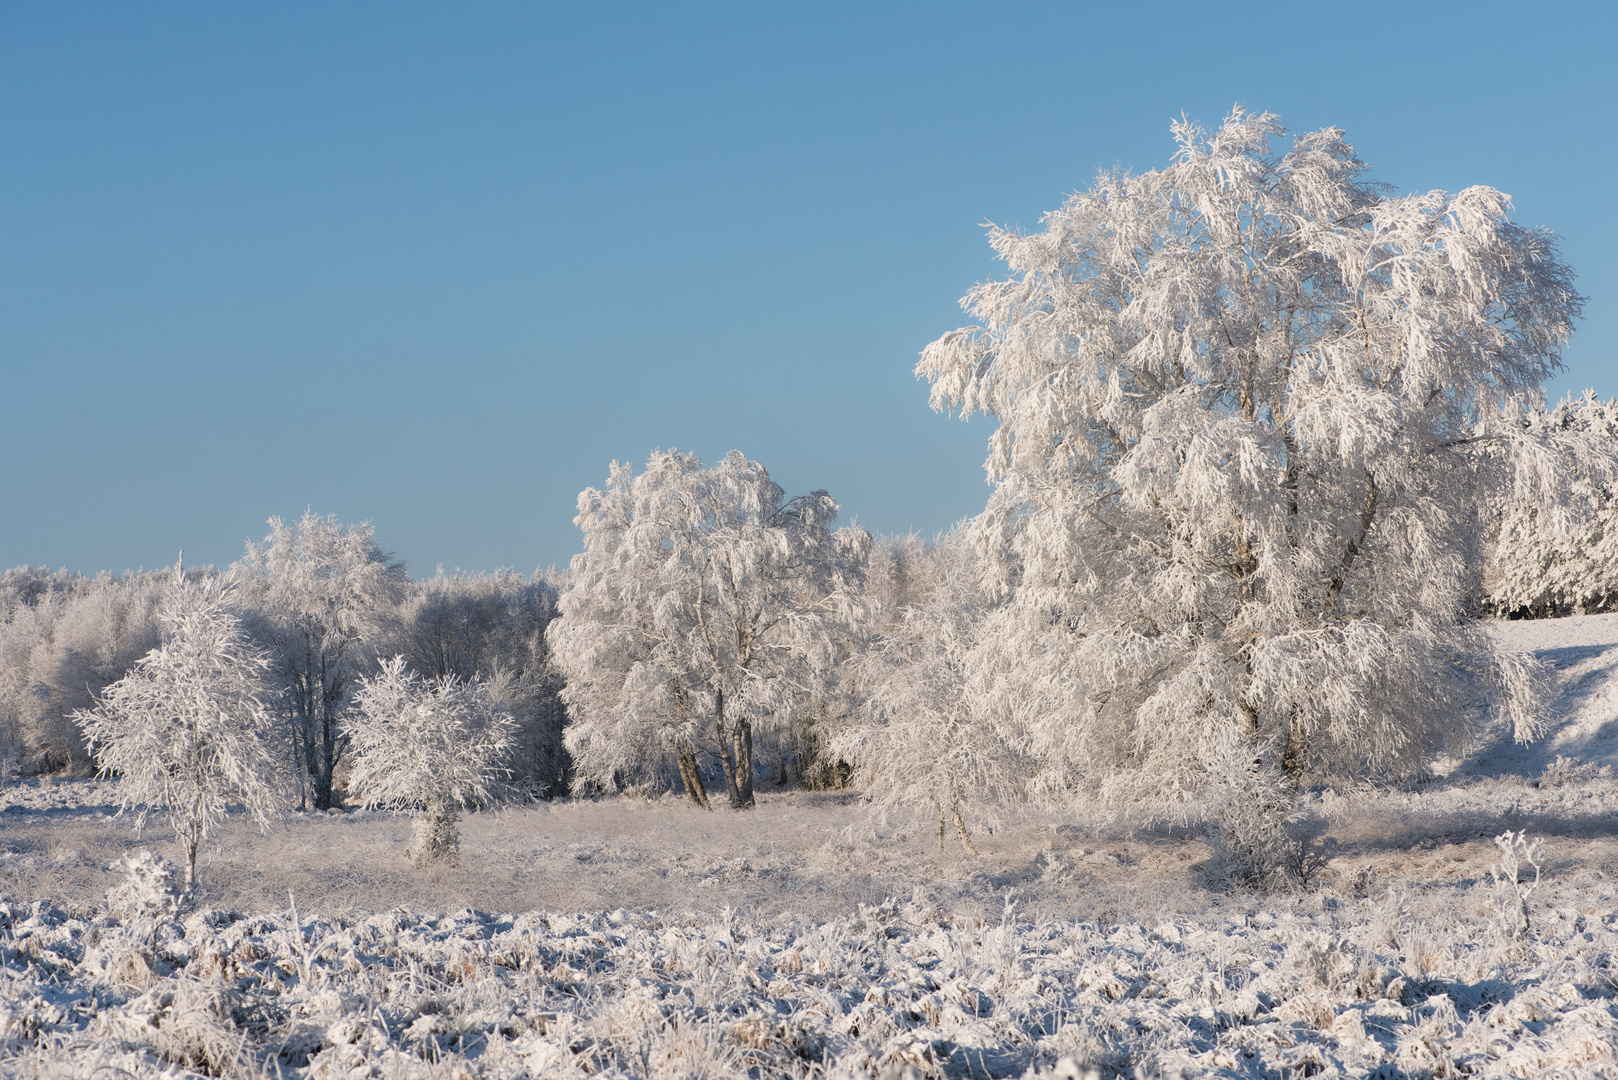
[{"left": 918, "top": 110, "right": 1596, "bottom": 846}]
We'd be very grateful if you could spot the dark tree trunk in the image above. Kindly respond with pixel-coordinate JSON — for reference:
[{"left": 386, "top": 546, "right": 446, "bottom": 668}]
[
  {"left": 676, "top": 745, "right": 709, "bottom": 808},
  {"left": 1281, "top": 722, "right": 1309, "bottom": 785},
  {"left": 715, "top": 709, "right": 741, "bottom": 808},
  {"left": 312, "top": 653, "right": 344, "bottom": 810},
  {"left": 731, "top": 716, "right": 755, "bottom": 808},
  {"left": 313, "top": 708, "right": 336, "bottom": 810}
]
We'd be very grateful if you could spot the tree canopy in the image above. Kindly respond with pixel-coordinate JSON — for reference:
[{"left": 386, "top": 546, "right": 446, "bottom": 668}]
[
  {"left": 550, "top": 450, "right": 867, "bottom": 808},
  {"left": 918, "top": 109, "right": 1596, "bottom": 834}
]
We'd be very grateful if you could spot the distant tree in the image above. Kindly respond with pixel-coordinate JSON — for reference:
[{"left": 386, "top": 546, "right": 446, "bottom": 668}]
[
  {"left": 236, "top": 512, "right": 407, "bottom": 810},
  {"left": 549, "top": 451, "right": 867, "bottom": 809},
  {"left": 917, "top": 109, "right": 1598, "bottom": 876},
  {"left": 346, "top": 657, "right": 514, "bottom": 865},
  {"left": 400, "top": 569, "right": 569, "bottom": 797},
  {"left": 0, "top": 566, "right": 176, "bottom": 774},
  {"left": 77, "top": 579, "right": 281, "bottom": 887},
  {"left": 1487, "top": 392, "right": 1618, "bottom": 617}
]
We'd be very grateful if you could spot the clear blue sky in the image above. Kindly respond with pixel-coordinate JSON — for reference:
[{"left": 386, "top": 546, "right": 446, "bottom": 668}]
[{"left": 3, "top": 1, "right": 1613, "bottom": 577}]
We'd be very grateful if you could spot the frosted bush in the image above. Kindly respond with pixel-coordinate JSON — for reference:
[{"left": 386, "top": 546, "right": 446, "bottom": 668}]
[
  {"left": 835, "top": 532, "right": 1027, "bottom": 856},
  {"left": 104, "top": 849, "right": 182, "bottom": 927},
  {"left": 1537, "top": 754, "right": 1611, "bottom": 787},
  {"left": 346, "top": 656, "right": 514, "bottom": 865},
  {"left": 1200, "top": 739, "right": 1330, "bottom": 891}
]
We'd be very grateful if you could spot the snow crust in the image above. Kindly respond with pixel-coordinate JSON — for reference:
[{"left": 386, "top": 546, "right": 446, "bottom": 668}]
[{"left": 1486, "top": 613, "right": 1618, "bottom": 773}]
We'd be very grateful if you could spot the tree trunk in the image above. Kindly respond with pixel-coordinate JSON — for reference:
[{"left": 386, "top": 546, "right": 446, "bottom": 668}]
[
  {"left": 714, "top": 689, "right": 746, "bottom": 809},
  {"left": 408, "top": 796, "right": 459, "bottom": 865},
  {"left": 675, "top": 745, "right": 709, "bottom": 808},
  {"left": 290, "top": 716, "right": 308, "bottom": 812},
  {"left": 731, "top": 716, "right": 755, "bottom": 809},
  {"left": 948, "top": 777, "right": 977, "bottom": 856},
  {"left": 184, "top": 809, "right": 201, "bottom": 888},
  {"left": 1281, "top": 719, "right": 1309, "bottom": 785},
  {"left": 313, "top": 707, "right": 336, "bottom": 810},
  {"left": 772, "top": 741, "right": 788, "bottom": 787}
]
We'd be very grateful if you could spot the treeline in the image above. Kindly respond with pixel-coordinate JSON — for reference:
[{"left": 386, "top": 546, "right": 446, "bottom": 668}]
[
  {"left": 1, "top": 395, "right": 1614, "bottom": 802},
  {"left": 0, "top": 514, "right": 565, "bottom": 798}
]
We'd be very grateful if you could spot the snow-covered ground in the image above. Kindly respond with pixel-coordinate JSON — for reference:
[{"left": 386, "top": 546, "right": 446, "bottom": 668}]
[
  {"left": 1, "top": 615, "right": 1616, "bottom": 1078},
  {"left": 1482, "top": 611, "right": 1618, "bottom": 776}
]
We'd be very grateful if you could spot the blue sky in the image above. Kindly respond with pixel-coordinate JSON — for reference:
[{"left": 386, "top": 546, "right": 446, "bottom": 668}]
[{"left": 3, "top": 1, "right": 1614, "bottom": 577}]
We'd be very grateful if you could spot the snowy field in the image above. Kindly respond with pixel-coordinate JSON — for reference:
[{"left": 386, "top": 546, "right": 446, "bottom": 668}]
[{"left": 2, "top": 616, "right": 1617, "bottom": 1078}]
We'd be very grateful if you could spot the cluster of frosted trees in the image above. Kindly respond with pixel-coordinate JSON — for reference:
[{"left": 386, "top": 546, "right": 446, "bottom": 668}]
[
  {"left": 1486, "top": 391, "right": 1618, "bottom": 617},
  {"left": 0, "top": 514, "right": 567, "bottom": 806},
  {"left": 5, "top": 110, "right": 1617, "bottom": 888},
  {"left": 548, "top": 111, "right": 1616, "bottom": 885}
]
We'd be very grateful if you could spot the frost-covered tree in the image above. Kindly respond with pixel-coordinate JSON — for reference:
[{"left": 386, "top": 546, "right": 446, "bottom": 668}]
[
  {"left": 236, "top": 512, "right": 407, "bottom": 810},
  {"left": 549, "top": 451, "right": 867, "bottom": 808},
  {"left": 1487, "top": 391, "right": 1618, "bottom": 617},
  {"left": 346, "top": 656, "right": 514, "bottom": 865},
  {"left": 918, "top": 109, "right": 1598, "bottom": 848},
  {"left": 400, "top": 569, "right": 568, "bottom": 797},
  {"left": 77, "top": 579, "right": 281, "bottom": 887},
  {"left": 834, "top": 531, "right": 1028, "bottom": 854},
  {"left": 0, "top": 566, "right": 179, "bottom": 773}
]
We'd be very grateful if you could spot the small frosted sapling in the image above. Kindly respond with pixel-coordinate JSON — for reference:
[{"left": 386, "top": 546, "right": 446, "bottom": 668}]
[
  {"left": 105, "top": 849, "right": 183, "bottom": 945},
  {"left": 77, "top": 579, "right": 282, "bottom": 888},
  {"left": 346, "top": 657, "right": 514, "bottom": 865},
  {"left": 1490, "top": 830, "right": 1543, "bottom": 944}
]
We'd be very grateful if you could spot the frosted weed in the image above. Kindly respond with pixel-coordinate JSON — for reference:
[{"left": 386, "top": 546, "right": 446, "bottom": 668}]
[{"left": 1488, "top": 829, "right": 1543, "bottom": 949}]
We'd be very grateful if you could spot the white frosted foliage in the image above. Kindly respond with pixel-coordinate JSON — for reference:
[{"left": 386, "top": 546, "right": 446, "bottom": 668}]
[
  {"left": 77, "top": 579, "right": 282, "bottom": 887},
  {"left": 549, "top": 450, "right": 868, "bottom": 809},
  {"left": 1488, "top": 392, "right": 1618, "bottom": 617},
  {"left": 235, "top": 511, "right": 407, "bottom": 811},
  {"left": 917, "top": 109, "right": 1595, "bottom": 830},
  {"left": 346, "top": 656, "right": 514, "bottom": 864},
  {"left": 834, "top": 532, "right": 1030, "bottom": 855}
]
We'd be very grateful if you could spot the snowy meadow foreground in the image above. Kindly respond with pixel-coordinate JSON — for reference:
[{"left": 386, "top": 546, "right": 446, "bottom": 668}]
[{"left": 3, "top": 615, "right": 1618, "bottom": 1078}]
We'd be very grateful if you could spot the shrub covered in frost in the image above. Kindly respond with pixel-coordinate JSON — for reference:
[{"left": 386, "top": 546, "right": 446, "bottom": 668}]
[
  {"left": 76, "top": 578, "right": 282, "bottom": 887},
  {"left": 346, "top": 656, "right": 514, "bottom": 865}
]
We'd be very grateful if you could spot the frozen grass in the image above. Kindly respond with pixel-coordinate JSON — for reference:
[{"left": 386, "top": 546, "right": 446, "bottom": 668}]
[
  {"left": 0, "top": 785, "right": 1219, "bottom": 924},
  {"left": 0, "top": 614, "right": 1615, "bottom": 1076},
  {"left": 5, "top": 772, "right": 1616, "bottom": 931},
  {"left": 0, "top": 854, "right": 1614, "bottom": 1079}
]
